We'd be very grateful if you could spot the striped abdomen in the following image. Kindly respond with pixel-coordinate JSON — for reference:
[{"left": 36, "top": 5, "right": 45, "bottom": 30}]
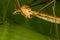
[{"left": 35, "top": 13, "right": 60, "bottom": 24}]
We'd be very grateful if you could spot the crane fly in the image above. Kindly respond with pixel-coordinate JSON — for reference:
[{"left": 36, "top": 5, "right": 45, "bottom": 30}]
[
  {"left": 13, "top": 5, "right": 60, "bottom": 24},
  {"left": 12, "top": 0, "right": 59, "bottom": 40}
]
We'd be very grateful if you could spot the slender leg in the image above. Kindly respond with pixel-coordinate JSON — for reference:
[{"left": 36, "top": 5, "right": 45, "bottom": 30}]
[
  {"left": 38, "top": 0, "right": 54, "bottom": 12},
  {"left": 13, "top": 0, "right": 21, "bottom": 15},
  {"left": 52, "top": 0, "right": 59, "bottom": 40},
  {"left": 13, "top": 0, "right": 21, "bottom": 9},
  {"left": 30, "top": 0, "right": 47, "bottom": 7}
]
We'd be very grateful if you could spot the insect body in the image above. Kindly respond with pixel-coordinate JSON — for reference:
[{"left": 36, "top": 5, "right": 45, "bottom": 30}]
[
  {"left": 13, "top": 5, "right": 33, "bottom": 18},
  {"left": 13, "top": 5, "right": 60, "bottom": 24}
]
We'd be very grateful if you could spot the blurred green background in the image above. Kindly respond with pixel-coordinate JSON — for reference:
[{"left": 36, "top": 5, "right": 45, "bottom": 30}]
[{"left": 0, "top": 0, "right": 60, "bottom": 40}]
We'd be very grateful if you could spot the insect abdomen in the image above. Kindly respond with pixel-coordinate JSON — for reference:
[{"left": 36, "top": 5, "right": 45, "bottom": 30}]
[{"left": 36, "top": 13, "right": 60, "bottom": 24}]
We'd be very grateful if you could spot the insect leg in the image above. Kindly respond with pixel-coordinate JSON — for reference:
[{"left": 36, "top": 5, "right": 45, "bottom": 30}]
[
  {"left": 13, "top": 0, "right": 21, "bottom": 9},
  {"left": 30, "top": 0, "right": 47, "bottom": 7}
]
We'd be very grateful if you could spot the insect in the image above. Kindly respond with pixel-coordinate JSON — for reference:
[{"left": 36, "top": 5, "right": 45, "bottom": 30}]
[
  {"left": 13, "top": 0, "right": 59, "bottom": 40},
  {"left": 13, "top": 4, "right": 60, "bottom": 24},
  {"left": 13, "top": 0, "right": 60, "bottom": 24}
]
